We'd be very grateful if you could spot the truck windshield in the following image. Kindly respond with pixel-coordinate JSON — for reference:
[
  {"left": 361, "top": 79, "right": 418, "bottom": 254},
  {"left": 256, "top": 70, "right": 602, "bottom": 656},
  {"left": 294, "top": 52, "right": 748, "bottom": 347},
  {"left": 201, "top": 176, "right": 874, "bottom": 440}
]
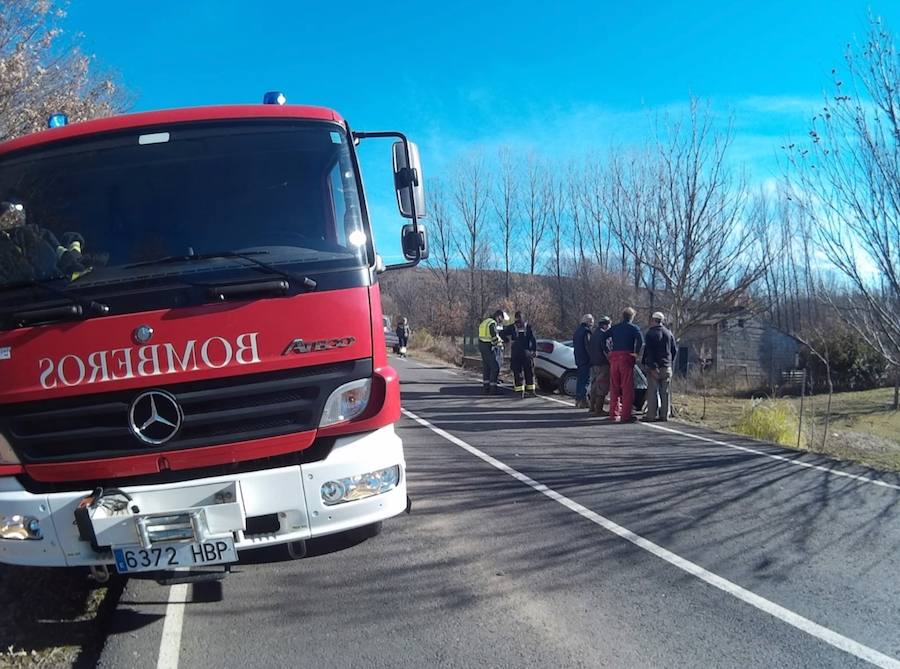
[{"left": 0, "top": 120, "right": 368, "bottom": 294}]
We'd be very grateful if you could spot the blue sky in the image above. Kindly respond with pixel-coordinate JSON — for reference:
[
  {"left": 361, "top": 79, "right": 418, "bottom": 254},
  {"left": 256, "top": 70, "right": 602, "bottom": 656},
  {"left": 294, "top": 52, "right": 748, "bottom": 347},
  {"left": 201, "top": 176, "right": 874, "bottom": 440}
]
[{"left": 66, "top": 1, "right": 900, "bottom": 260}]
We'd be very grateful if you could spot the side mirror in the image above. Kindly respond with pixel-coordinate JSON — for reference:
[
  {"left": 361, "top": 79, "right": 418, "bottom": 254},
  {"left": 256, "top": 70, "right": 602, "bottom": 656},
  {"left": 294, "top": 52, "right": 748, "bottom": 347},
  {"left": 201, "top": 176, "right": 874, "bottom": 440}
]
[
  {"left": 401, "top": 223, "right": 428, "bottom": 261},
  {"left": 392, "top": 141, "right": 426, "bottom": 219}
]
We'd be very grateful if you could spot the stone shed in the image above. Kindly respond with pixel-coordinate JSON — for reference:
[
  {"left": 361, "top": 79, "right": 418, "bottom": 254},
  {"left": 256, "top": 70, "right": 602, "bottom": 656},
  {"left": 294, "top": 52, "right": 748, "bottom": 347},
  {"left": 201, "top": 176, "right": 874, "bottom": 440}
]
[{"left": 676, "top": 309, "right": 800, "bottom": 387}]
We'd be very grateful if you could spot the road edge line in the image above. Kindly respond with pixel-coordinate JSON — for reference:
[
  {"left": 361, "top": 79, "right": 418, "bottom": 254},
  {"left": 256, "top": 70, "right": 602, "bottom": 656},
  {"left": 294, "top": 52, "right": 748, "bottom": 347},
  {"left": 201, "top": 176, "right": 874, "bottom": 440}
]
[
  {"left": 156, "top": 583, "right": 189, "bottom": 669},
  {"left": 399, "top": 359, "right": 899, "bottom": 490},
  {"left": 642, "top": 422, "right": 900, "bottom": 491},
  {"left": 401, "top": 406, "right": 900, "bottom": 669}
]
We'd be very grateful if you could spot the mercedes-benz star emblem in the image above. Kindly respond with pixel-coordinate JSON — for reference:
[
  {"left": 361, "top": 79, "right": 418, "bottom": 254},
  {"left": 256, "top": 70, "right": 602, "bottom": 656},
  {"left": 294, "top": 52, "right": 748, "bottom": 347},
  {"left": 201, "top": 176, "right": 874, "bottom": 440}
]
[
  {"left": 133, "top": 325, "right": 154, "bottom": 344},
  {"left": 128, "top": 390, "right": 183, "bottom": 445}
]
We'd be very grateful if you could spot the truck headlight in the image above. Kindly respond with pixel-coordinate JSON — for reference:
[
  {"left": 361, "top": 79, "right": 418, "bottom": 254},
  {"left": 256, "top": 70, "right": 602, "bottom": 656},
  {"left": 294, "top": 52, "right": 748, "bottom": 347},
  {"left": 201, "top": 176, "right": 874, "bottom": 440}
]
[
  {"left": 0, "top": 431, "right": 19, "bottom": 466},
  {"left": 320, "top": 465, "right": 401, "bottom": 506},
  {"left": 319, "top": 378, "right": 371, "bottom": 427},
  {"left": 0, "top": 514, "right": 42, "bottom": 540}
]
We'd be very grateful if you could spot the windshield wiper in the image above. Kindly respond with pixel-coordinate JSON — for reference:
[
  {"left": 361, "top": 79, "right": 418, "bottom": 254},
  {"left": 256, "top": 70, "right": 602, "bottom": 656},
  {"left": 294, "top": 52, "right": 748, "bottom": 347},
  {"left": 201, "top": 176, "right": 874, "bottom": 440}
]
[
  {"left": 2, "top": 279, "right": 110, "bottom": 328},
  {"left": 124, "top": 251, "right": 317, "bottom": 291}
]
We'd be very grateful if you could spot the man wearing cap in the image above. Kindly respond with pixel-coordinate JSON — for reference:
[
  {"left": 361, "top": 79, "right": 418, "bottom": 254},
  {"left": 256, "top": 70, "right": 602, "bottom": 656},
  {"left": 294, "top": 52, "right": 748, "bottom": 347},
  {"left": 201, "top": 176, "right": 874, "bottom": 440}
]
[
  {"left": 588, "top": 316, "right": 612, "bottom": 416},
  {"left": 642, "top": 311, "right": 678, "bottom": 422},
  {"left": 572, "top": 314, "right": 594, "bottom": 408},
  {"left": 604, "top": 307, "right": 643, "bottom": 423}
]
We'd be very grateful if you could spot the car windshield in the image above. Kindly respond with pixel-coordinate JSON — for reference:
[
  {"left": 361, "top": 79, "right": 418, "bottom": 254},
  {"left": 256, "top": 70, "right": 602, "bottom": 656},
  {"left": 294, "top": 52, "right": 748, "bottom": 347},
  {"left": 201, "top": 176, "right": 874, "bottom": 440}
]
[{"left": 0, "top": 120, "right": 368, "bottom": 299}]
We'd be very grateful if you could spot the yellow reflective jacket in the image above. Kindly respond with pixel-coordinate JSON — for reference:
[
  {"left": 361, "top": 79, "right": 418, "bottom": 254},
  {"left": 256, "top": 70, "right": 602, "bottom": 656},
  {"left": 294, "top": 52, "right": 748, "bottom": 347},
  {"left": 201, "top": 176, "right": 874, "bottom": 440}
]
[{"left": 478, "top": 318, "right": 502, "bottom": 346}]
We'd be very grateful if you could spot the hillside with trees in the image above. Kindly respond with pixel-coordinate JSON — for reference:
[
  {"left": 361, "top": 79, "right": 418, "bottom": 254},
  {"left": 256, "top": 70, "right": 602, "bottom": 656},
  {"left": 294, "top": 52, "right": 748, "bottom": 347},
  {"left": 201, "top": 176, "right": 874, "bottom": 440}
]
[{"left": 382, "top": 16, "right": 900, "bottom": 406}]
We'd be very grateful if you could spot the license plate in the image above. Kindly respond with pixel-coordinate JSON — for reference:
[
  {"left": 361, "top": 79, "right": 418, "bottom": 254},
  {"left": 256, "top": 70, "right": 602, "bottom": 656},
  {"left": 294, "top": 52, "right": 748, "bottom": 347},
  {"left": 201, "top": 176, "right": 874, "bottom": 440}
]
[{"left": 112, "top": 537, "right": 237, "bottom": 574}]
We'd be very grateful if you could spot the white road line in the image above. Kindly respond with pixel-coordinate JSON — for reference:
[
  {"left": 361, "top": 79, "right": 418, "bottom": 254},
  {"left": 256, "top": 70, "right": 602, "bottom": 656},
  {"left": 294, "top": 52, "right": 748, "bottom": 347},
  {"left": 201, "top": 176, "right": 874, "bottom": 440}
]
[
  {"left": 407, "top": 362, "right": 898, "bottom": 490},
  {"left": 156, "top": 583, "right": 189, "bottom": 669},
  {"left": 536, "top": 394, "right": 574, "bottom": 407},
  {"left": 521, "top": 387, "right": 898, "bottom": 491},
  {"left": 400, "top": 407, "right": 900, "bottom": 669},
  {"left": 643, "top": 422, "right": 900, "bottom": 491}
]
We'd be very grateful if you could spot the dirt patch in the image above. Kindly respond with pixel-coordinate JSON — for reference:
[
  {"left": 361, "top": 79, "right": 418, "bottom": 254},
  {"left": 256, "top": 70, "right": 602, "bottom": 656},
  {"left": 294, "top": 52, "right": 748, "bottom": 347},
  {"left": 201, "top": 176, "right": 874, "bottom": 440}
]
[{"left": 0, "top": 566, "right": 116, "bottom": 668}]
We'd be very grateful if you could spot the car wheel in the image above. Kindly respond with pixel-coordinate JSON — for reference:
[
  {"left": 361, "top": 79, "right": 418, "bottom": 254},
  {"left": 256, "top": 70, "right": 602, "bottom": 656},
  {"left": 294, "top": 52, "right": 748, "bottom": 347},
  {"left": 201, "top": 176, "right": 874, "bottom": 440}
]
[
  {"left": 536, "top": 376, "right": 556, "bottom": 392},
  {"left": 559, "top": 371, "right": 578, "bottom": 397},
  {"left": 634, "top": 389, "right": 646, "bottom": 411}
]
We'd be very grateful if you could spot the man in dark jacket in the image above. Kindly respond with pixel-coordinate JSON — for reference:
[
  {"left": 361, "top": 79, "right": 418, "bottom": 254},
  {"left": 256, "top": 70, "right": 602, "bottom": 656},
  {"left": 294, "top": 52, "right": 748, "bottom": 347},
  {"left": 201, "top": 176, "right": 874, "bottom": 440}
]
[
  {"left": 588, "top": 316, "right": 612, "bottom": 416},
  {"left": 604, "top": 307, "right": 643, "bottom": 422},
  {"left": 395, "top": 318, "right": 411, "bottom": 358},
  {"left": 0, "top": 201, "right": 95, "bottom": 283},
  {"left": 641, "top": 311, "right": 678, "bottom": 421},
  {"left": 502, "top": 311, "right": 537, "bottom": 397},
  {"left": 572, "top": 314, "right": 594, "bottom": 408}
]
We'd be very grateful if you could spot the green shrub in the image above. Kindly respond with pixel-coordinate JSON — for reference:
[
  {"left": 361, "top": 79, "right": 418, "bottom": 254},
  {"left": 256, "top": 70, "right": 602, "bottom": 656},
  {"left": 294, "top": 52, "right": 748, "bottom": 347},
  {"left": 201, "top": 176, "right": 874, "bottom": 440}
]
[
  {"left": 802, "top": 331, "right": 887, "bottom": 392},
  {"left": 734, "top": 399, "right": 800, "bottom": 447}
]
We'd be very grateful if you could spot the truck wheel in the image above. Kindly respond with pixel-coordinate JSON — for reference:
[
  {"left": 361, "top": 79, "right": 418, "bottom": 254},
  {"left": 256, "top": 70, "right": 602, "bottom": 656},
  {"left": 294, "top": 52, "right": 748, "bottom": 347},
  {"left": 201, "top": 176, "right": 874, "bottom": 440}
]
[{"left": 559, "top": 371, "right": 578, "bottom": 397}]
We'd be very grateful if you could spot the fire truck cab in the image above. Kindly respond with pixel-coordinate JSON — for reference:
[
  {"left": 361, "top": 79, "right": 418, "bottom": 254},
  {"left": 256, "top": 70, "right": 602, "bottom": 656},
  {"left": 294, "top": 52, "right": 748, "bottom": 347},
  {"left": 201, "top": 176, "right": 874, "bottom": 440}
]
[{"left": 0, "top": 94, "right": 427, "bottom": 579}]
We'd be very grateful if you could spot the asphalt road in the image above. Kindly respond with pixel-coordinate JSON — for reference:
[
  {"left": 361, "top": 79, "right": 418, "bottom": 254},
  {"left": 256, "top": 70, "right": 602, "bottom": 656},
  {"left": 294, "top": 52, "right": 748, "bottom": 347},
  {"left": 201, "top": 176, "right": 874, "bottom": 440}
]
[{"left": 98, "top": 356, "right": 900, "bottom": 669}]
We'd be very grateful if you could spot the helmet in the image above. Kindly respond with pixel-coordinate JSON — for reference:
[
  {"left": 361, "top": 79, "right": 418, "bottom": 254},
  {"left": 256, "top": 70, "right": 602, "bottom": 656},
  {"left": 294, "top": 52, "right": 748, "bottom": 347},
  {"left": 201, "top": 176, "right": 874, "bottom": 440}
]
[{"left": 0, "top": 201, "right": 25, "bottom": 231}]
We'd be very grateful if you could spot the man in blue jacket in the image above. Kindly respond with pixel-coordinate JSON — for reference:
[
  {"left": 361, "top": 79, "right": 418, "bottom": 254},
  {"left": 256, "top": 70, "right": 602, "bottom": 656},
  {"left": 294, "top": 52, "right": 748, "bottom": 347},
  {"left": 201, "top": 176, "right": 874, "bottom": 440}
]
[
  {"left": 588, "top": 315, "right": 612, "bottom": 416},
  {"left": 572, "top": 314, "right": 594, "bottom": 408},
  {"left": 604, "top": 307, "right": 643, "bottom": 422}
]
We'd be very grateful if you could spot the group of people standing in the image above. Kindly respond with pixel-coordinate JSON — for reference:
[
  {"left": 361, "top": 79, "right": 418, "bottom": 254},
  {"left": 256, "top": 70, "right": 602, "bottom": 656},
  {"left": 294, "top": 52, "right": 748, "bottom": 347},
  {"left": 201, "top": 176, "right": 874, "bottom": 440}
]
[
  {"left": 477, "top": 306, "right": 678, "bottom": 423},
  {"left": 478, "top": 309, "right": 537, "bottom": 395},
  {"left": 574, "top": 308, "right": 678, "bottom": 423}
]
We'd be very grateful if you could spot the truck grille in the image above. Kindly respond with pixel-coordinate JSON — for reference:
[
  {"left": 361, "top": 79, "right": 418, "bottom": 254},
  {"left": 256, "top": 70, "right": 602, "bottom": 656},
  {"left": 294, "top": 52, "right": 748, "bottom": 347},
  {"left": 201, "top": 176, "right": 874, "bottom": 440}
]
[{"left": 0, "top": 359, "right": 371, "bottom": 464}]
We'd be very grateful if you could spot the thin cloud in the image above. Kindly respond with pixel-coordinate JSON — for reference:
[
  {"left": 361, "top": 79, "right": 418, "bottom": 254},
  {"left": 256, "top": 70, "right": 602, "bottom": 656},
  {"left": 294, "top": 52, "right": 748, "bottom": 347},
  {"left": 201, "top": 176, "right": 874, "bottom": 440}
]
[{"left": 737, "top": 95, "right": 824, "bottom": 116}]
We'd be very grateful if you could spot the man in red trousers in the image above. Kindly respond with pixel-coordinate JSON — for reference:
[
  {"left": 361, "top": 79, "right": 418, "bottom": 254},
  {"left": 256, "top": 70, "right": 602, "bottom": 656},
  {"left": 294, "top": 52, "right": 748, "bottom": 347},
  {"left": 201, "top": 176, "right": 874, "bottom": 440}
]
[{"left": 603, "top": 307, "right": 644, "bottom": 423}]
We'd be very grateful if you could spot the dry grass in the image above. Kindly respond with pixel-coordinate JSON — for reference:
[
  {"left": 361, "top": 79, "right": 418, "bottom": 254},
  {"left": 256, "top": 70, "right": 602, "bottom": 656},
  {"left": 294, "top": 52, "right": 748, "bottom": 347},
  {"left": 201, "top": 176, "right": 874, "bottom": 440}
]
[
  {"left": 733, "top": 400, "right": 801, "bottom": 447},
  {"left": 0, "top": 566, "right": 113, "bottom": 668},
  {"left": 673, "top": 386, "right": 900, "bottom": 471},
  {"left": 407, "top": 331, "right": 463, "bottom": 367}
]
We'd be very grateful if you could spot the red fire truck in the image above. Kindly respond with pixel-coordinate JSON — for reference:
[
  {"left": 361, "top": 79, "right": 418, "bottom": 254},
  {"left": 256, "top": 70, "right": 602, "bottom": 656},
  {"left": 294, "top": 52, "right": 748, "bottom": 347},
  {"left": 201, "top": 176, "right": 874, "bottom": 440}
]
[{"left": 0, "top": 93, "right": 427, "bottom": 581}]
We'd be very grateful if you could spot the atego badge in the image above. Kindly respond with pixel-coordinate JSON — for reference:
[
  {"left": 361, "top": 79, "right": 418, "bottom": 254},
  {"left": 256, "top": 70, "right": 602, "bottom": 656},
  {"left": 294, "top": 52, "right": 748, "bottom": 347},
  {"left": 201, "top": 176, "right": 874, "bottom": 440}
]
[{"left": 282, "top": 337, "right": 355, "bottom": 356}]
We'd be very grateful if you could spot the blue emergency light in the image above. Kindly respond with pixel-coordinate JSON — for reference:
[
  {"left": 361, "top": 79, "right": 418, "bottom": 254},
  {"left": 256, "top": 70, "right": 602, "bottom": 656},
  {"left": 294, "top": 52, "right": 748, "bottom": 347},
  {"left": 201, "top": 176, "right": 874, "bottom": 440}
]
[
  {"left": 262, "top": 91, "right": 287, "bottom": 105},
  {"left": 47, "top": 113, "right": 68, "bottom": 128}
]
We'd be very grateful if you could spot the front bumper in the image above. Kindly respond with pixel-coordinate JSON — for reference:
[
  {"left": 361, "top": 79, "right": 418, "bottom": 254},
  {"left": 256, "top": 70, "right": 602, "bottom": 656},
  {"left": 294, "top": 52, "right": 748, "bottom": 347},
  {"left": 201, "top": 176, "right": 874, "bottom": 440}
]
[{"left": 0, "top": 425, "right": 406, "bottom": 567}]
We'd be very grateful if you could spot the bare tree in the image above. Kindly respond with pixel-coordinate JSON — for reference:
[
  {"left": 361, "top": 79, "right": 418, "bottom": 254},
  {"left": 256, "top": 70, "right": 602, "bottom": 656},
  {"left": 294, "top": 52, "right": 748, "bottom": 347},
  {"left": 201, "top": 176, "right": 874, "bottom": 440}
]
[
  {"left": 565, "top": 165, "right": 594, "bottom": 320},
  {"left": 0, "top": 1, "right": 127, "bottom": 141},
  {"left": 606, "top": 102, "right": 765, "bottom": 336},
  {"left": 523, "top": 154, "right": 549, "bottom": 276},
  {"left": 424, "top": 178, "right": 460, "bottom": 333},
  {"left": 453, "top": 154, "right": 492, "bottom": 329},
  {"left": 579, "top": 154, "right": 612, "bottom": 270},
  {"left": 546, "top": 174, "right": 567, "bottom": 327},
  {"left": 757, "top": 190, "right": 823, "bottom": 335},
  {"left": 788, "top": 15, "right": 900, "bottom": 405},
  {"left": 492, "top": 147, "right": 519, "bottom": 297}
]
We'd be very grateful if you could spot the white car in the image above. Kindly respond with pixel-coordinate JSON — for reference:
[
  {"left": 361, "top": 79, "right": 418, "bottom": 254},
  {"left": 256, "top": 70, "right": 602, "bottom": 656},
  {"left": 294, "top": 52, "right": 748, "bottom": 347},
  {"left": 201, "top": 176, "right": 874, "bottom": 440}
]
[
  {"left": 383, "top": 316, "right": 400, "bottom": 350},
  {"left": 534, "top": 339, "right": 579, "bottom": 396},
  {"left": 534, "top": 338, "right": 648, "bottom": 407}
]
